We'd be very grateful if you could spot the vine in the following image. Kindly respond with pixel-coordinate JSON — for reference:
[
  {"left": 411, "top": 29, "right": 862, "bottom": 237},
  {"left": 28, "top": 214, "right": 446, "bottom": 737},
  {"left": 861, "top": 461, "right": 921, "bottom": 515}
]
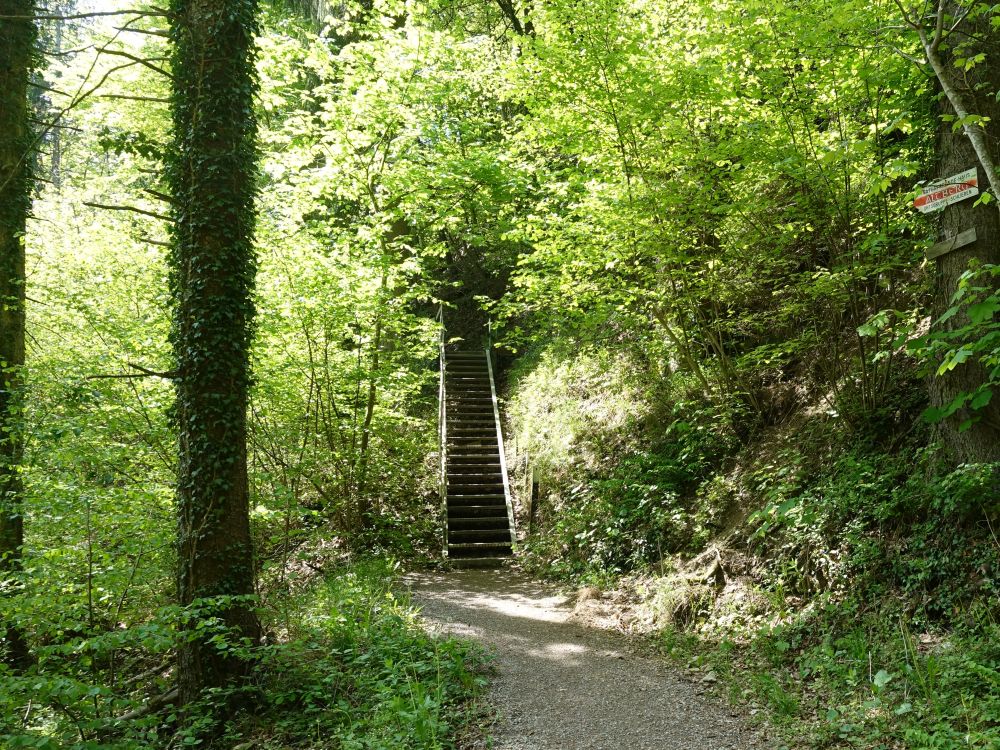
[{"left": 165, "top": 0, "right": 263, "bottom": 706}]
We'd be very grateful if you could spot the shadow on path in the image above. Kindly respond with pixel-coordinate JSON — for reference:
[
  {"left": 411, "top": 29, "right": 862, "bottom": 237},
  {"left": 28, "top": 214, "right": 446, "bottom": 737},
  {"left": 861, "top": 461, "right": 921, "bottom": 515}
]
[{"left": 403, "top": 569, "right": 762, "bottom": 750}]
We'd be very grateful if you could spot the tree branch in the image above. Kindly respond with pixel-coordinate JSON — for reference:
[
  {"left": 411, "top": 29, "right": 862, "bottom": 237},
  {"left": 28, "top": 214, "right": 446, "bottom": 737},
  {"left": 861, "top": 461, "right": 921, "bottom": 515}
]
[
  {"left": 84, "top": 362, "right": 181, "bottom": 380},
  {"left": 115, "top": 688, "right": 179, "bottom": 722},
  {"left": 83, "top": 201, "right": 172, "bottom": 222},
  {"left": 95, "top": 93, "right": 170, "bottom": 103},
  {"left": 114, "top": 26, "right": 170, "bottom": 38},
  {"left": 143, "top": 188, "right": 175, "bottom": 205},
  {"left": 918, "top": 28, "right": 1000, "bottom": 206},
  {"left": 99, "top": 49, "right": 173, "bottom": 81},
  {"left": 0, "top": 9, "right": 170, "bottom": 21}
]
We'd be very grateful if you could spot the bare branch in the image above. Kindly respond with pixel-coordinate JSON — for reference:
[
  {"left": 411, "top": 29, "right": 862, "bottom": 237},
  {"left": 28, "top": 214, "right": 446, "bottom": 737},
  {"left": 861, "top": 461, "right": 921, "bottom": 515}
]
[
  {"left": 892, "top": 0, "right": 917, "bottom": 27},
  {"left": 929, "top": 0, "right": 946, "bottom": 50},
  {"left": 86, "top": 362, "right": 179, "bottom": 381},
  {"left": 99, "top": 49, "right": 173, "bottom": 80},
  {"left": 143, "top": 188, "right": 175, "bottom": 205},
  {"left": 114, "top": 26, "right": 169, "bottom": 38},
  {"left": 121, "top": 660, "right": 173, "bottom": 689},
  {"left": 27, "top": 117, "right": 83, "bottom": 132},
  {"left": 95, "top": 93, "right": 170, "bottom": 103},
  {"left": 83, "top": 201, "right": 172, "bottom": 222},
  {"left": 890, "top": 45, "right": 927, "bottom": 68},
  {"left": 115, "top": 688, "right": 179, "bottom": 722},
  {"left": 127, "top": 362, "right": 179, "bottom": 378},
  {"left": 0, "top": 9, "right": 170, "bottom": 21},
  {"left": 28, "top": 80, "right": 72, "bottom": 97},
  {"left": 947, "top": 5, "right": 971, "bottom": 34}
]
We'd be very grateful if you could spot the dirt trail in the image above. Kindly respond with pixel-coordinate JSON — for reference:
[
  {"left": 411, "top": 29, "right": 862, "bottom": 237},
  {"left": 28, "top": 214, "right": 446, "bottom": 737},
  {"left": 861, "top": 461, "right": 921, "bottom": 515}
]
[{"left": 403, "top": 569, "right": 763, "bottom": 750}]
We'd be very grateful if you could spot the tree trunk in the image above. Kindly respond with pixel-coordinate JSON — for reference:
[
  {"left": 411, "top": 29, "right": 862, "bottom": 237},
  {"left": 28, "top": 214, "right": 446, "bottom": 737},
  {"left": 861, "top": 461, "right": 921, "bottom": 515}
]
[
  {"left": 926, "top": 10, "right": 1000, "bottom": 463},
  {"left": 0, "top": 0, "right": 35, "bottom": 670},
  {"left": 166, "top": 0, "right": 262, "bottom": 707}
]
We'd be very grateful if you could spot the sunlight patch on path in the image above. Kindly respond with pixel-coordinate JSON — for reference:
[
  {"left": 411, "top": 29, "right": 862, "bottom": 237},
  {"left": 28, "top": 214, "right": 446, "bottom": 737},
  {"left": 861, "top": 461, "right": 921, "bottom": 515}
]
[{"left": 404, "top": 569, "right": 762, "bottom": 750}]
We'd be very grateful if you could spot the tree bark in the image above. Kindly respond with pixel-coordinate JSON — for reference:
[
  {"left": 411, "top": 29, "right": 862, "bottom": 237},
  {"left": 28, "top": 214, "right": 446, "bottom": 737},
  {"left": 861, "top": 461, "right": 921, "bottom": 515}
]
[
  {"left": 167, "top": 0, "right": 262, "bottom": 707},
  {"left": 925, "top": 7, "right": 1000, "bottom": 463},
  {"left": 0, "top": 0, "right": 35, "bottom": 670}
]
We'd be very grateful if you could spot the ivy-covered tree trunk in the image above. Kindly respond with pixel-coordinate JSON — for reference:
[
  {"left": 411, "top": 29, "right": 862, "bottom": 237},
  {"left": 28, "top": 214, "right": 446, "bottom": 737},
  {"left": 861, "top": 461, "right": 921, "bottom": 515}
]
[
  {"left": 0, "top": 0, "right": 35, "bottom": 670},
  {"left": 926, "top": 8, "right": 1000, "bottom": 463},
  {"left": 166, "top": 0, "right": 262, "bottom": 705}
]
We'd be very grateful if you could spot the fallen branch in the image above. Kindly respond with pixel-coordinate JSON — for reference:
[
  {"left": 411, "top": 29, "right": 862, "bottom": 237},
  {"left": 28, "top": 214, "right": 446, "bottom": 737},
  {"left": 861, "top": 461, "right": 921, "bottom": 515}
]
[
  {"left": 115, "top": 688, "right": 179, "bottom": 723},
  {"left": 122, "top": 660, "right": 173, "bottom": 689}
]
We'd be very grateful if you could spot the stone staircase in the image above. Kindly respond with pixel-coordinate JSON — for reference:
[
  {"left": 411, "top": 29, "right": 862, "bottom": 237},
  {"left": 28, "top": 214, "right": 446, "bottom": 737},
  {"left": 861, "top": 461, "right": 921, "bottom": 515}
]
[{"left": 442, "top": 349, "right": 515, "bottom": 567}]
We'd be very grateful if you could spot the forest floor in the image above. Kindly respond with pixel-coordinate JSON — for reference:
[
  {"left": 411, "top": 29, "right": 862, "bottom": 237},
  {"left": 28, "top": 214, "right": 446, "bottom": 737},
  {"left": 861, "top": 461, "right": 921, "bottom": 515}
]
[{"left": 404, "top": 569, "right": 766, "bottom": 750}]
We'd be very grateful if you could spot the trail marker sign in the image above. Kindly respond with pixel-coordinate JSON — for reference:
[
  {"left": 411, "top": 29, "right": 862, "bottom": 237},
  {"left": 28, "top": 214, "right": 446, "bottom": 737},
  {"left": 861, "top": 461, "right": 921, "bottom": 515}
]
[{"left": 914, "top": 168, "right": 979, "bottom": 213}]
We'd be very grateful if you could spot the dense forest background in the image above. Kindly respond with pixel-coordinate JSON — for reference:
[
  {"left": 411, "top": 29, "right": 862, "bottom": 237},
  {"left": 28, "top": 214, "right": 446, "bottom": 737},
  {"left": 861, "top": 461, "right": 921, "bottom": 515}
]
[{"left": 0, "top": 0, "right": 998, "bottom": 747}]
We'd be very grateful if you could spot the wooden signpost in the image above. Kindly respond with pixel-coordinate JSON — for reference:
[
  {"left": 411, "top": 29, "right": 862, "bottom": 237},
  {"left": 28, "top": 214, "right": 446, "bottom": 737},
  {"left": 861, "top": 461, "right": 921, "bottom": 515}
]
[
  {"left": 926, "top": 227, "right": 978, "bottom": 260},
  {"left": 914, "top": 167, "right": 979, "bottom": 213},
  {"left": 914, "top": 167, "right": 983, "bottom": 260}
]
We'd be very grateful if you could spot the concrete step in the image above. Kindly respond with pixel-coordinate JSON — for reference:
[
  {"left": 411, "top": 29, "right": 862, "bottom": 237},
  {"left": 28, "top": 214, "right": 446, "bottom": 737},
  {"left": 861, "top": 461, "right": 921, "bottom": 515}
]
[
  {"left": 449, "top": 516, "right": 510, "bottom": 530},
  {"left": 447, "top": 492, "right": 506, "bottom": 502},
  {"left": 448, "top": 557, "right": 507, "bottom": 569},
  {"left": 448, "top": 472, "right": 503, "bottom": 481},
  {"left": 446, "top": 504, "right": 508, "bottom": 517},
  {"left": 448, "top": 543, "right": 513, "bottom": 560},
  {"left": 448, "top": 529, "right": 512, "bottom": 543}
]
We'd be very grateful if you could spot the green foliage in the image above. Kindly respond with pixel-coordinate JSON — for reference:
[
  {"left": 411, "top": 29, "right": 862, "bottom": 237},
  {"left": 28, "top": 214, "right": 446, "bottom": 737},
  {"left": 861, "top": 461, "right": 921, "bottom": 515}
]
[
  {"left": 911, "top": 264, "right": 1000, "bottom": 431},
  {"left": 5, "top": 0, "right": 999, "bottom": 746},
  {"left": 507, "top": 342, "right": 737, "bottom": 577},
  {"left": 235, "top": 562, "right": 486, "bottom": 749}
]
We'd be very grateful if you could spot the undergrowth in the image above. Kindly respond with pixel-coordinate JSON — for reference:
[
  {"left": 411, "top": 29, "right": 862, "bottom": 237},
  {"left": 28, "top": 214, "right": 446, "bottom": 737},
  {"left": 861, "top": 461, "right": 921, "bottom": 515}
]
[
  {"left": 236, "top": 560, "right": 488, "bottom": 749},
  {"left": 0, "top": 561, "right": 486, "bottom": 750},
  {"left": 505, "top": 340, "right": 1000, "bottom": 748}
]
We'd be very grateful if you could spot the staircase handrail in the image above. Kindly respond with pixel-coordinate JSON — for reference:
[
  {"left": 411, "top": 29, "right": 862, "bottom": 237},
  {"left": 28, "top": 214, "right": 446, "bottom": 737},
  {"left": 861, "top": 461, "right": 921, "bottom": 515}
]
[
  {"left": 484, "top": 325, "right": 517, "bottom": 550},
  {"left": 436, "top": 305, "right": 448, "bottom": 558}
]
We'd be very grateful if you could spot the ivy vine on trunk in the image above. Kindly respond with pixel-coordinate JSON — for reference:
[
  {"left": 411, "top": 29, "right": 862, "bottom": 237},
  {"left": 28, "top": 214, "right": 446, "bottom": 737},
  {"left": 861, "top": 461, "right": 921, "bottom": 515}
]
[
  {"left": 0, "top": 0, "right": 35, "bottom": 671},
  {"left": 166, "top": 0, "right": 263, "bottom": 707}
]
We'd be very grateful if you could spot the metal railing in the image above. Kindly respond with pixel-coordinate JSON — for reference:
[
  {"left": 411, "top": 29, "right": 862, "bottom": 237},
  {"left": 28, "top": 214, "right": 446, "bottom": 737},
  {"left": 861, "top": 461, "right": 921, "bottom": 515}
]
[
  {"left": 484, "top": 319, "right": 518, "bottom": 550},
  {"left": 436, "top": 305, "right": 448, "bottom": 558}
]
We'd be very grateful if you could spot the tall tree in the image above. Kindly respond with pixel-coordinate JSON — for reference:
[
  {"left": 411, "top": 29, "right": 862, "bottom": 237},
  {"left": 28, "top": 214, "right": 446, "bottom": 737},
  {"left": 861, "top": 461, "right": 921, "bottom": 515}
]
[
  {"left": 166, "top": 0, "right": 263, "bottom": 705},
  {"left": 0, "top": 0, "right": 35, "bottom": 670},
  {"left": 898, "top": 0, "right": 1000, "bottom": 461}
]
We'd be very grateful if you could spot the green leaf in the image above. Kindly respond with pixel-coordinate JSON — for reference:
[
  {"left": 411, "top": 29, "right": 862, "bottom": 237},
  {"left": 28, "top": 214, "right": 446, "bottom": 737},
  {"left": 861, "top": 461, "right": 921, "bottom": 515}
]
[
  {"left": 970, "top": 389, "right": 993, "bottom": 411},
  {"left": 873, "top": 669, "right": 893, "bottom": 689},
  {"left": 968, "top": 299, "right": 999, "bottom": 324}
]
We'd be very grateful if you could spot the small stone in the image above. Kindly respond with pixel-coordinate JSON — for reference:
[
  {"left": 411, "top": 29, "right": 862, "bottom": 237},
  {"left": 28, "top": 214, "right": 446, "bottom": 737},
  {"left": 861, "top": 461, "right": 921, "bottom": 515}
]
[{"left": 700, "top": 671, "right": 719, "bottom": 684}]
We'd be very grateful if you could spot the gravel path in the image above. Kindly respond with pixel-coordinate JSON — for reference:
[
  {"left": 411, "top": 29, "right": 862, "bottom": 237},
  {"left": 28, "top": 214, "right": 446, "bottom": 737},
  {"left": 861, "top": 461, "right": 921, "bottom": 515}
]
[{"left": 403, "top": 569, "right": 763, "bottom": 750}]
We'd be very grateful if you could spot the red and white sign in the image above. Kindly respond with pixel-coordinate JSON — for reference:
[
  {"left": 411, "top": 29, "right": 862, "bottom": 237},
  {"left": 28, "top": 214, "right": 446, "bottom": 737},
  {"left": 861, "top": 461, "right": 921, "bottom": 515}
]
[{"left": 914, "top": 168, "right": 979, "bottom": 213}]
